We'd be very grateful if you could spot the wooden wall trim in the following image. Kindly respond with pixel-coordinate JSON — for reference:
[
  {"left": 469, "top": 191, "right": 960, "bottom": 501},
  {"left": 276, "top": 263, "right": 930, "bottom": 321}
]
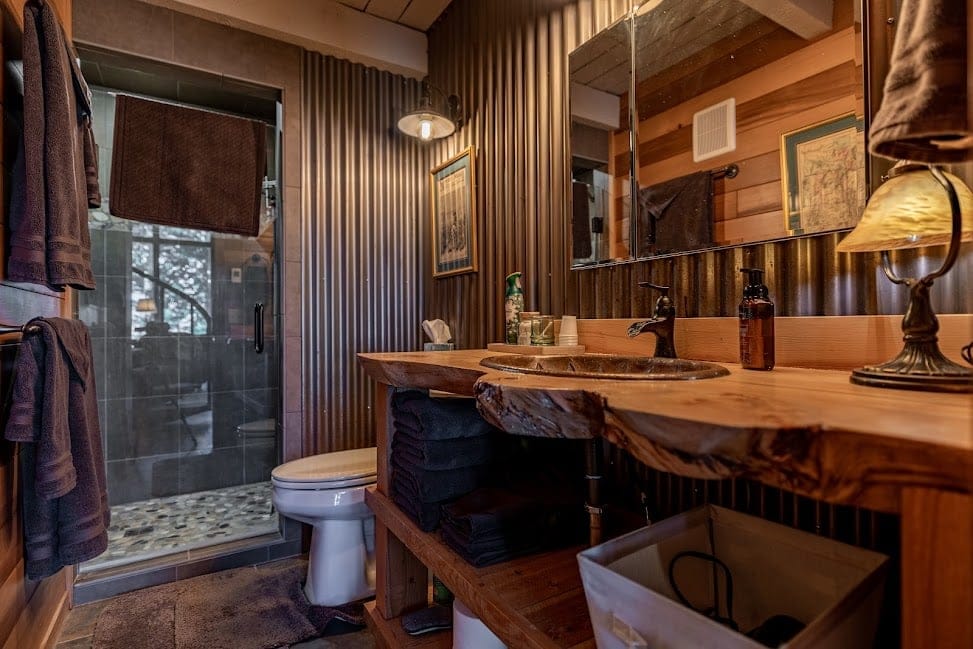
[
  {"left": 0, "top": 2, "right": 73, "bottom": 648},
  {"left": 579, "top": 314, "right": 973, "bottom": 370},
  {"left": 901, "top": 489, "right": 973, "bottom": 649}
]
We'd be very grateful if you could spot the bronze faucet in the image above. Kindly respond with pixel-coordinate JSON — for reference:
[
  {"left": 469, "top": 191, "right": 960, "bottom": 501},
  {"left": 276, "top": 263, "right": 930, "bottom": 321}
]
[{"left": 627, "top": 282, "right": 676, "bottom": 358}]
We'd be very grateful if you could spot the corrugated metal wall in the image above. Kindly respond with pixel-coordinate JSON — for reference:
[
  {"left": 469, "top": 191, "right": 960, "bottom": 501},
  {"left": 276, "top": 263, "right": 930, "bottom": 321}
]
[
  {"left": 302, "top": 52, "right": 429, "bottom": 453},
  {"left": 425, "top": 0, "right": 972, "bottom": 345},
  {"left": 424, "top": 0, "right": 633, "bottom": 349}
]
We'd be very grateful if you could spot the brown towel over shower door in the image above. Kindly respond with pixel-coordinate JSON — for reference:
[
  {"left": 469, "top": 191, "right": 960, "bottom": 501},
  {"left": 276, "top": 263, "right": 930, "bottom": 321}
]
[{"left": 109, "top": 94, "right": 266, "bottom": 237}]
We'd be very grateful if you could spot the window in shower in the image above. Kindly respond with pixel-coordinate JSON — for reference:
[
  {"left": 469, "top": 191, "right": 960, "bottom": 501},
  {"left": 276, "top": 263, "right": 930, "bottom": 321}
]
[
  {"left": 75, "top": 54, "right": 282, "bottom": 572},
  {"left": 131, "top": 225, "right": 213, "bottom": 338}
]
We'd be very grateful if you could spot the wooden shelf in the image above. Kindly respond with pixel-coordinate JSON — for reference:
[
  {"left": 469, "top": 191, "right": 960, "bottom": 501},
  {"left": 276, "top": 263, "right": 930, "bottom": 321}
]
[
  {"left": 365, "top": 487, "right": 595, "bottom": 649},
  {"left": 364, "top": 600, "right": 451, "bottom": 649}
]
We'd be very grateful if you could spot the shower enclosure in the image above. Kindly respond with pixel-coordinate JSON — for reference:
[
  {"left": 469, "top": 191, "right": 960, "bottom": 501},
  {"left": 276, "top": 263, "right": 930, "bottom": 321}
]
[{"left": 75, "top": 60, "right": 282, "bottom": 573}]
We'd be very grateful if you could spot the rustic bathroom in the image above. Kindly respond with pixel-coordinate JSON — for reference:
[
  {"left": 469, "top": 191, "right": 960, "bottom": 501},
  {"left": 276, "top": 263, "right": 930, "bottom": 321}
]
[{"left": 0, "top": 0, "right": 970, "bottom": 647}]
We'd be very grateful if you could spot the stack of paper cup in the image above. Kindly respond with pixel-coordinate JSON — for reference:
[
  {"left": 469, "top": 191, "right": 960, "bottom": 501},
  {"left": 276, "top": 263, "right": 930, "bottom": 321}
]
[{"left": 558, "top": 315, "right": 578, "bottom": 346}]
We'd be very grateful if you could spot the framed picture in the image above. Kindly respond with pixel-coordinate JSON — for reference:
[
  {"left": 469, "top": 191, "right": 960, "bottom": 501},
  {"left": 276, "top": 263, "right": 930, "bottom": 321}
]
[
  {"left": 781, "top": 114, "right": 865, "bottom": 234},
  {"left": 431, "top": 146, "right": 477, "bottom": 278}
]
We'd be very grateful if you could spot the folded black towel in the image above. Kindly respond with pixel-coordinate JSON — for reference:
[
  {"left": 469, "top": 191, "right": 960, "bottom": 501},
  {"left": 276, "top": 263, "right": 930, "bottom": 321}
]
[
  {"left": 440, "top": 516, "right": 582, "bottom": 568},
  {"left": 440, "top": 487, "right": 582, "bottom": 540},
  {"left": 438, "top": 486, "right": 586, "bottom": 567},
  {"left": 441, "top": 525, "right": 546, "bottom": 567},
  {"left": 440, "top": 517, "right": 553, "bottom": 554},
  {"left": 392, "top": 429, "right": 498, "bottom": 471},
  {"left": 391, "top": 391, "right": 498, "bottom": 440},
  {"left": 391, "top": 453, "right": 492, "bottom": 503},
  {"left": 391, "top": 487, "right": 444, "bottom": 532}
]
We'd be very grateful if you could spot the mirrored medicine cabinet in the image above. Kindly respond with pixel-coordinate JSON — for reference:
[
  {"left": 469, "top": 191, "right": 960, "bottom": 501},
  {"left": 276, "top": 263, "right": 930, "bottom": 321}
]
[{"left": 569, "top": 0, "right": 887, "bottom": 269}]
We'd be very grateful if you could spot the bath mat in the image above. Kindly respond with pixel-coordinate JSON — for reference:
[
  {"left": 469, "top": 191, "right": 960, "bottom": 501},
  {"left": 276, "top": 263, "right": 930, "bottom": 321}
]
[{"left": 91, "top": 560, "right": 364, "bottom": 649}]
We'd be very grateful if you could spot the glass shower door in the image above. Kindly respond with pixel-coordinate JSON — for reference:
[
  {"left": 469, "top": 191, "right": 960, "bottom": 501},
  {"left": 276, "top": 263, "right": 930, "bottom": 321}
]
[{"left": 75, "top": 87, "right": 281, "bottom": 572}]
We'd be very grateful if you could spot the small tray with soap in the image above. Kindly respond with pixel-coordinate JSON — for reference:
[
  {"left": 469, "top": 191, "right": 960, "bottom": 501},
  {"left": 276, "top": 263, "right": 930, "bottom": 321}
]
[{"left": 486, "top": 343, "right": 585, "bottom": 355}]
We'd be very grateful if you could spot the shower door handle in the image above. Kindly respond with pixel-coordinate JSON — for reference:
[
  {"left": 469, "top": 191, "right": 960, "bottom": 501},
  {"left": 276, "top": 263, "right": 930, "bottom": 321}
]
[{"left": 254, "top": 302, "right": 265, "bottom": 354}]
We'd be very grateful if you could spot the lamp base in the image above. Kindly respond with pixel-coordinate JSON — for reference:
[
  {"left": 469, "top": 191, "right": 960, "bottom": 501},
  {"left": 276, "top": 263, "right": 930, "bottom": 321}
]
[{"left": 851, "top": 341, "right": 973, "bottom": 393}]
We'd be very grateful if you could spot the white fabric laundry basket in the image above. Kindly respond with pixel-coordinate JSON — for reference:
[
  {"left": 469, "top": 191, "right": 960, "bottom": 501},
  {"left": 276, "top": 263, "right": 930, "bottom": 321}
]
[{"left": 578, "top": 505, "right": 888, "bottom": 649}]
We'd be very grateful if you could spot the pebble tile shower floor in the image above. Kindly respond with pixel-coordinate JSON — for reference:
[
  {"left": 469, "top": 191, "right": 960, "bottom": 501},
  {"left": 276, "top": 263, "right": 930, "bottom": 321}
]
[{"left": 82, "top": 482, "right": 278, "bottom": 571}]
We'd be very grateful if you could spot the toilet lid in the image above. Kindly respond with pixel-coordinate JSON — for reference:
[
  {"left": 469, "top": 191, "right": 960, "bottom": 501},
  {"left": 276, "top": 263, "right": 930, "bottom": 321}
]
[{"left": 272, "top": 447, "right": 377, "bottom": 486}]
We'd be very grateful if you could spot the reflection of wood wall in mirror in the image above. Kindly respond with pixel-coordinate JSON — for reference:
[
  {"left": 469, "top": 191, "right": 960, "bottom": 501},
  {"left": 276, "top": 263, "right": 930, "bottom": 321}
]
[
  {"left": 633, "top": 0, "right": 862, "bottom": 251},
  {"left": 610, "top": 128, "right": 630, "bottom": 259},
  {"left": 569, "top": 14, "right": 632, "bottom": 266}
]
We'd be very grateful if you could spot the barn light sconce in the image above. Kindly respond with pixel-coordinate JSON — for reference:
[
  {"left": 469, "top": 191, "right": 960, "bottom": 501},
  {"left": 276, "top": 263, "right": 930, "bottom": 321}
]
[{"left": 397, "top": 79, "right": 461, "bottom": 141}]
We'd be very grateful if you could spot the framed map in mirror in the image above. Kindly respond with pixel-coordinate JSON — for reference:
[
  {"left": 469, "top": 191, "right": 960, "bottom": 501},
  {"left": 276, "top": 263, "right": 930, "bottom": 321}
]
[{"left": 781, "top": 114, "right": 865, "bottom": 234}]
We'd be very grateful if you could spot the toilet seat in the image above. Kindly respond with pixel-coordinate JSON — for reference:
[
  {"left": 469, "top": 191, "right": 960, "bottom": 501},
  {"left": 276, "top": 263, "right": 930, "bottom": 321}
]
[{"left": 272, "top": 447, "right": 377, "bottom": 490}]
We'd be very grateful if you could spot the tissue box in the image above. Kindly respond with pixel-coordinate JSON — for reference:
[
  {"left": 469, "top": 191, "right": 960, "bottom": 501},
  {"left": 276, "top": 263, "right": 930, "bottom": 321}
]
[{"left": 424, "top": 343, "right": 455, "bottom": 351}]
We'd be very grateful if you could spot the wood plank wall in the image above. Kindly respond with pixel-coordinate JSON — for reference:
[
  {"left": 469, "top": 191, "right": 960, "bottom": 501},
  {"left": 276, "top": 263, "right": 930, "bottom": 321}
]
[
  {"left": 635, "top": 1, "right": 863, "bottom": 246},
  {"left": 0, "top": 3, "right": 75, "bottom": 648}
]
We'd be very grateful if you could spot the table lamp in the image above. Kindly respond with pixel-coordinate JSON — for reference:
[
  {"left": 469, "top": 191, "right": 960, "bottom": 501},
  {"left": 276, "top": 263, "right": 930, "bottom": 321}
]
[
  {"left": 835, "top": 0, "right": 972, "bottom": 392},
  {"left": 836, "top": 162, "right": 973, "bottom": 391}
]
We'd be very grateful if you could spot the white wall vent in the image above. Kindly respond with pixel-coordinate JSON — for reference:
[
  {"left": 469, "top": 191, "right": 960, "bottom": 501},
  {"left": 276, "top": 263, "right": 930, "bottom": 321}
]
[{"left": 693, "top": 98, "right": 736, "bottom": 162}]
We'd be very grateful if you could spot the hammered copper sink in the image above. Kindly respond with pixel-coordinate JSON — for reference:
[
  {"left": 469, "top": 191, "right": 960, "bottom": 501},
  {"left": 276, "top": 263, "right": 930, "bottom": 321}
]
[{"left": 479, "top": 354, "right": 730, "bottom": 380}]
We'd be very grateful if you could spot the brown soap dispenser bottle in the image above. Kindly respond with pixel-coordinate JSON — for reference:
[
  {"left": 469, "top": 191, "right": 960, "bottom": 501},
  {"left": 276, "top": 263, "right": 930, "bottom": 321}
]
[{"left": 739, "top": 267, "right": 775, "bottom": 370}]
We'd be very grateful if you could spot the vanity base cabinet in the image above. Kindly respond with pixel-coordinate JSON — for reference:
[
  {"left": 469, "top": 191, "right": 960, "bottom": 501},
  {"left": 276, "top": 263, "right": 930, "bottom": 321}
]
[
  {"left": 366, "top": 382, "right": 595, "bottom": 649},
  {"left": 365, "top": 487, "right": 595, "bottom": 649},
  {"left": 360, "top": 352, "right": 973, "bottom": 649}
]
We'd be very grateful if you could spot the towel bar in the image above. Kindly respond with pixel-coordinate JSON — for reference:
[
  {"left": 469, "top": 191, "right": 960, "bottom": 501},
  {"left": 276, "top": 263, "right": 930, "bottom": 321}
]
[
  {"left": 710, "top": 163, "right": 738, "bottom": 180},
  {"left": 0, "top": 322, "right": 41, "bottom": 336}
]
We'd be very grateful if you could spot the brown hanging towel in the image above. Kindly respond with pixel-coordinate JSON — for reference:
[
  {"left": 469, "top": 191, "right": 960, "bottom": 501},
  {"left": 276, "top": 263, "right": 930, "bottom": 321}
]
[
  {"left": 637, "top": 170, "right": 714, "bottom": 257},
  {"left": 868, "top": 0, "right": 969, "bottom": 162},
  {"left": 4, "top": 318, "right": 109, "bottom": 579},
  {"left": 7, "top": 0, "right": 99, "bottom": 291},
  {"left": 109, "top": 94, "right": 266, "bottom": 237}
]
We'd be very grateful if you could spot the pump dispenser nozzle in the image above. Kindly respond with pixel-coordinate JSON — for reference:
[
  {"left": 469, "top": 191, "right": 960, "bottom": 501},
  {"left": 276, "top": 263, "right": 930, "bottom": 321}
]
[{"left": 740, "top": 268, "right": 769, "bottom": 299}]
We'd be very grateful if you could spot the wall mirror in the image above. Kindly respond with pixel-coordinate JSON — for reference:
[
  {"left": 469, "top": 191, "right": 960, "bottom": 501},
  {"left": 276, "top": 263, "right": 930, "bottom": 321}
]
[
  {"left": 569, "top": 14, "right": 634, "bottom": 267},
  {"left": 570, "top": 0, "right": 870, "bottom": 267}
]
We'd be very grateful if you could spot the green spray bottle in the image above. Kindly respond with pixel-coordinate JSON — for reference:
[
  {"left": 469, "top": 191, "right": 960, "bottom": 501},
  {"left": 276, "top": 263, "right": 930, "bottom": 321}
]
[{"left": 504, "top": 272, "right": 524, "bottom": 343}]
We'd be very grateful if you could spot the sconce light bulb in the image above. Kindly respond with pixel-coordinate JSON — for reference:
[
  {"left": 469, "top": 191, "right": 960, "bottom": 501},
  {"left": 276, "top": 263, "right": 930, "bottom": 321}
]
[{"left": 419, "top": 118, "right": 433, "bottom": 141}]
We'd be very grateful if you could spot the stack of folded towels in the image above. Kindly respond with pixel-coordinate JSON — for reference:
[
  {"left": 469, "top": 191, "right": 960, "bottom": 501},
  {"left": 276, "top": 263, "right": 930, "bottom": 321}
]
[
  {"left": 439, "top": 482, "right": 586, "bottom": 567},
  {"left": 390, "top": 391, "right": 500, "bottom": 531},
  {"left": 390, "top": 391, "right": 588, "bottom": 567}
]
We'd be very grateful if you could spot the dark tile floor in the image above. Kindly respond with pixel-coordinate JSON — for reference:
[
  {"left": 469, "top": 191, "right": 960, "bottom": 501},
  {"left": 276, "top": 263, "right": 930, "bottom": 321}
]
[{"left": 55, "top": 561, "right": 376, "bottom": 649}]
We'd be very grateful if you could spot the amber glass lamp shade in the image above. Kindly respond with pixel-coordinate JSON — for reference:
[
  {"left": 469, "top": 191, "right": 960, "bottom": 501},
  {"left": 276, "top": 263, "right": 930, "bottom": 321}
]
[
  {"left": 837, "top": 163, "right": 973, "bottom": 392},
  {"left": 837, "top": 164, "right": 973, "bottom": 253}
]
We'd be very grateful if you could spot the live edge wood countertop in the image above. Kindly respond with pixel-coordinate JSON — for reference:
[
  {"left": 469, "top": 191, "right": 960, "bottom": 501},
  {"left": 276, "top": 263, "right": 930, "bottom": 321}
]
[{"left": 358, "top": 348, "right": 973, "bottom": 516}]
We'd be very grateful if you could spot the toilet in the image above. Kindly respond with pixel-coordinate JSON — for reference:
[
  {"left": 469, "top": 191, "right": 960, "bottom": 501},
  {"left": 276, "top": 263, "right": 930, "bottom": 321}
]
[{"left": 271, "top": 447, "right": 377, "bottom": 606}]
